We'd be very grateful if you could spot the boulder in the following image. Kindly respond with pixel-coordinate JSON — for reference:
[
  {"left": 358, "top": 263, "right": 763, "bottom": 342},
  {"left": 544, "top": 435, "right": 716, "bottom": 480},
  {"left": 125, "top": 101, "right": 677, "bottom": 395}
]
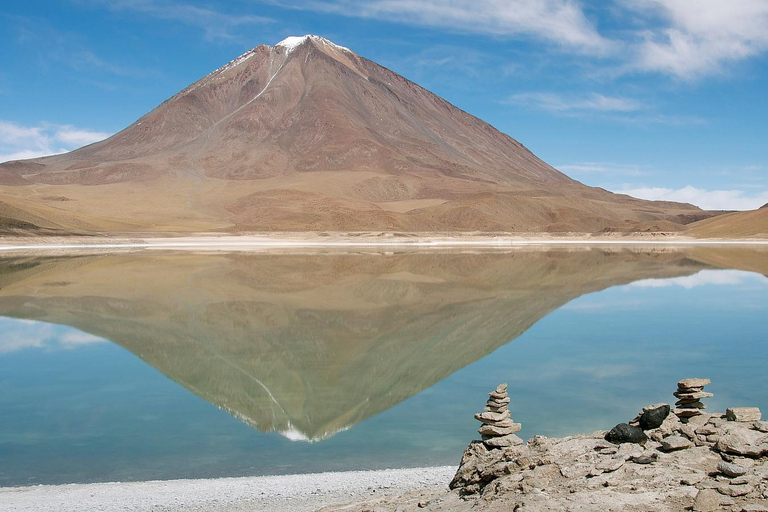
[
  {"left": 605, "top": 423, "right": 648, "bottom": 445},
  {"left": 727, "top": 407, "right": 762, "bottom": 422},
  {"left": 639, "top": 404, "right": 670, "bottom": 430}
]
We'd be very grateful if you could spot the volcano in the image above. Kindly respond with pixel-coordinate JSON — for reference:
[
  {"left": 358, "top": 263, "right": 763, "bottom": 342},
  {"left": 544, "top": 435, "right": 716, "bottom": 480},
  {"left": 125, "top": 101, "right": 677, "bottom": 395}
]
[{"left": 0, "top": 35, "right": 711, "bottom": 234}]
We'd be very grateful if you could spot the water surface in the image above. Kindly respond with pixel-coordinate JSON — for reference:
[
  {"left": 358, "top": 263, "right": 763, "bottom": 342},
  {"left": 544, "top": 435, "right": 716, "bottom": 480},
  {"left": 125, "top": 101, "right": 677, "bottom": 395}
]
[{"left": 0, "top": 247, "right": 766, "bottom": 485}]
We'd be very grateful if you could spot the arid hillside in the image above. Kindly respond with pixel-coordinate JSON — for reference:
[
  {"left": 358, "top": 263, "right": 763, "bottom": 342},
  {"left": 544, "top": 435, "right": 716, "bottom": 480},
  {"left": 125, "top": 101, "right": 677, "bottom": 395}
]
[
  {"left": 686, "top": 205, "right": 768, "bottom": 238},
  {"left": 0, "top": 36, "right": 714, "bottom": 234}
]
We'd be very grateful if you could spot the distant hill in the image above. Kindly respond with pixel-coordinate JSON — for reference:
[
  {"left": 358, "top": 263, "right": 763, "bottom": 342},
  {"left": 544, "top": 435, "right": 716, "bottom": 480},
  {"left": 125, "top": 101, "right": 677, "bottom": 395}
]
[
  {"left": 0, "top": 35, "right": 713, "bottom": 234},
  {"left": 687, "top": 207, "right": 768, "bottom": 238}
]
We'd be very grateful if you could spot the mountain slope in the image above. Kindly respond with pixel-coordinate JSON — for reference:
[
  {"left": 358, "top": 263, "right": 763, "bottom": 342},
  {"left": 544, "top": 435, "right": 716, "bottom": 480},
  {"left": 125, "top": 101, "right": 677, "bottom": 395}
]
[
  {"left": 0, "top": 36, "right": 710, "bottom": 234},
  {"left": 686, "top": 205, "right": 768, "bottom": 238}
]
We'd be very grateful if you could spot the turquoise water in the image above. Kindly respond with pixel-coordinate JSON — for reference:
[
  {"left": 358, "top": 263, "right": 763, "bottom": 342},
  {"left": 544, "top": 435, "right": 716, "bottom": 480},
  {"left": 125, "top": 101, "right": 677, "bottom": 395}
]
[{"left": 0, "top": 249, "right": 766, "bottom": 485}]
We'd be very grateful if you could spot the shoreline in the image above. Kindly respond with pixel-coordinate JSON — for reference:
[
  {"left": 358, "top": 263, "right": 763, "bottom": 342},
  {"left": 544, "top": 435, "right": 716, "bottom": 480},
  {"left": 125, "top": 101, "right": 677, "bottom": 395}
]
[
  {"left": 0, "top": 466, "right": 456, "bottom": 512},
  {"left": 1, "top": 232, "right": 767, "bottom": 254}
]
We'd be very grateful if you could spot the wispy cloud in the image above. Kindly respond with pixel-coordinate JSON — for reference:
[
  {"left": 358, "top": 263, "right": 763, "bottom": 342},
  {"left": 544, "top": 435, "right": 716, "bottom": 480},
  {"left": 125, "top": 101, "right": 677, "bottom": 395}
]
[
  {"left": 283, "top": 0, "right": 611, "bottom": 54},
  {"left": 558, "top": 162, "right": 648, "bottom": 177},
  {"left": 626, "top": 0, "right": 768, "bottom": 79},
  {"left": 617, "top": 185, "right": 768, "bottom": 210},
  {"left": 509, "top": 92, "right": 643, "bottom": 113},
  {"left": 0, "top": 120, "right": 111, "bottom": 163},
  {"left": 84, "top": 0, "right": 273, "bottom": 42}
]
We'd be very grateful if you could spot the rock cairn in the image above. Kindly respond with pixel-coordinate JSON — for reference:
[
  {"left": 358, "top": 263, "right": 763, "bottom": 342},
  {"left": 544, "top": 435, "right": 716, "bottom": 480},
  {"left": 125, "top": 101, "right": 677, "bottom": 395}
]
[
  {"left": 673, "top": 377, "right": 712, "bottom": 421},
  {"left": 474, "top": 383, "right": 522, "bottom": 448}
]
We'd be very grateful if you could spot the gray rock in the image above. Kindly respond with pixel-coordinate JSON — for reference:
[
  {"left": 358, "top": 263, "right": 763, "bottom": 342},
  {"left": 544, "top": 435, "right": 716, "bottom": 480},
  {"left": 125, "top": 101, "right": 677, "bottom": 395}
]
[
  {"left": 715, "top": 430, "right": 768, "bottom": 458},
  {"left": 754, "top": 421, "right": 768, "bottom": 433},
  {"left": 693, "top": 488, "right": 721, "bottom": 512},
  {"left": 660, "top": 435, "right": 693, "bottom": 451},
  {"left": 630, "top": 452, "right": 658, "bottom": 464},
  {"left": 727, "top": 407, "right": 762, "bottom": 422},
  {"left": 495, "top": 383, "right": 508, "bottom": 394},
  {"left": 718, "top": 461, "right": 748, "bottom": 477},
  {"left": 595, "top": 458, "right": 624, "bottom": 472}
]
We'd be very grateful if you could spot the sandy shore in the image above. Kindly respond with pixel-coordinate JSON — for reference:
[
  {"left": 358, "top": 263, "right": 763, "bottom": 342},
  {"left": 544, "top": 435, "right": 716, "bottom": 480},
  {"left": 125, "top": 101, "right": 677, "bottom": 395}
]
[
  {"left": 0, "top": 232, "right": 767, "bottom": 254},
  {"left": 0, "top": 466, "right": 456, "bottom": 512}
]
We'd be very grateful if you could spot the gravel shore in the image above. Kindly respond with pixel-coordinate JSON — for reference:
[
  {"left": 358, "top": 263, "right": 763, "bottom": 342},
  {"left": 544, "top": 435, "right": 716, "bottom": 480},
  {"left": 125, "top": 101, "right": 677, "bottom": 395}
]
[{"left": 0, "top": 466, "right": 456, "bottom": 512}]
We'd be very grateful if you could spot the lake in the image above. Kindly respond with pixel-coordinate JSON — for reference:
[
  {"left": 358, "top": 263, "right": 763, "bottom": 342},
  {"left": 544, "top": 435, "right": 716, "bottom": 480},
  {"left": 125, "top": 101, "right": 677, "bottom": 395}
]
[{"left": 0, "top": 246, "right": 766, "bottom": 486}]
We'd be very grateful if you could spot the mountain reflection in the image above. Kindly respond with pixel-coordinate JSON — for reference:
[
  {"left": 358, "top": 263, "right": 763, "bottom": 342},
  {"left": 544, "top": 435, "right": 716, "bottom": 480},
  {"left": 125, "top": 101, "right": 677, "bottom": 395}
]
[{"left": 0, "top": 247, "right": 765, "bottom": 441}]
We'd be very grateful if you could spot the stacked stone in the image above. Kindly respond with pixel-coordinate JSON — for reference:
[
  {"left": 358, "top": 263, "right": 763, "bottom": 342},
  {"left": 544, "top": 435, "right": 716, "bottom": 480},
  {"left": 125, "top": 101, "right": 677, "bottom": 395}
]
[
  {"left": 673, "top": 378, "right": 712, "bottom": 421},
  {"left": 474, "top": 383, "right": 523, "bottom": 448}
]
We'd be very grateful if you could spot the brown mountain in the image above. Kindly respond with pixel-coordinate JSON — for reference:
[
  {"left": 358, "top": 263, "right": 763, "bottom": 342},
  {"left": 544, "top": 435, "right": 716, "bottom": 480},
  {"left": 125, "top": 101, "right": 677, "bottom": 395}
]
[
  {"left": 0, "top": 35, "right": 711, "bottom": 234},
  {"left": 686, "top": 207, "right": 768, "bottom": 239}
]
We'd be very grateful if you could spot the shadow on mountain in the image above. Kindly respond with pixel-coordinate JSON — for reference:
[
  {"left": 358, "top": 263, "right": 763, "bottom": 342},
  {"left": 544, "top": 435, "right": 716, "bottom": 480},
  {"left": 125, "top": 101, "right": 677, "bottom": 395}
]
[{"left": 0, "top": 247, "right": 765, "bottom": 440}]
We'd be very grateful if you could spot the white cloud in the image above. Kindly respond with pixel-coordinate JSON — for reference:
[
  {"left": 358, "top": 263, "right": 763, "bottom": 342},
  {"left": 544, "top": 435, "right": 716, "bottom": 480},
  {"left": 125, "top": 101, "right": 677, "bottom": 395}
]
[
  {"left": 0, "top": 318, "right": 107, "bottom": 354},
  {"left": 629, "top": 269, "right": 768, "bottom": 289},
  {"left": 617, "top": 185, "right": 768, "bottom": 211},
  {"left": 288, "top": 0, "right": 610, "bottom": 54},
  {"left": 0, "top": 120, "right": 110, "bottom": 164},
  {"left": 508, "top": 92, "right": 643, "bottom": 112},
  {"left": 630, "top": 0, "right": 768, "bottom": 78}
]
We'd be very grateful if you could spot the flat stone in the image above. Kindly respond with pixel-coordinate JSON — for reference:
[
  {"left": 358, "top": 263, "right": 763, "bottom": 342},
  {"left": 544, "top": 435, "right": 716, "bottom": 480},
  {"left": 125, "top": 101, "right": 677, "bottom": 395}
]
[
  {"left": 674, "top": 408, "right": 703, "bottom": 418},
  {"left": 727, "top": 407, "right": 762, "bottom": 422},
  {"left": 487, "top": 396, "right": 510, "bottom": 405},
  {"left": 715, "top": 431, "right": 768, "bottom": 458},
  {"left": 484, "top": 406, "right": 508, "bottom": 413},
  {"left": 478, "top": 423, "right": 521, "bottom": 436},
  {"left": 675, "top": 400, "right": 707, "bottom": 408},
  {"left": 696, "top": 425, "right": 719, "bottom": 436},
  {"left": 718, "top": 461, "right": 748, "bottom": 477},
  {"left": 488, "top": 391, "right": 507, "bottom": 400},
  {"left": 630, "top": 452, "right": 658, "bottom": 464},
  {"left": 754, "top": 421, "right": 768, "bottom": 433},
  {"left": 605, "top": 423, "right": 648, "bottom": 445},
  {"left": 674, "top": 391, "right": 714, "bottom": 400},
  {"left": 640, "top": 404, "right": 670, "bottom": 430},
  {"left": 483, "top": 434, "right": 523, "bottom": 448},
  {"left": 661, "top": 435, "right": 693, "bottom": 451},
  {"left": 692, "top": 488, "right": 720, "bottom": 512},
  {"left": 475, "top": 410, "right": 511, "bottom": 423},
  {"left": 482, "top": 418, "right": 516, "bottom": 428},
  {"left": 495, "top": 383, "right": 508, "bottom": 394},
  {"left": 679, "top": 378, "right": 711, "bottom": 389},
  {"left": 681, "top": 472, "right": 706, "bottom": 485}
]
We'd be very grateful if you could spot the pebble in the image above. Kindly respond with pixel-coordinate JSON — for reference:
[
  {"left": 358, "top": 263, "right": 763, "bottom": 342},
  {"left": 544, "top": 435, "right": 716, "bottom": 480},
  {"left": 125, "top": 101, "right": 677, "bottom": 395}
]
[{"left": 717, "top": 461, "right": 748, "bottom": 477}]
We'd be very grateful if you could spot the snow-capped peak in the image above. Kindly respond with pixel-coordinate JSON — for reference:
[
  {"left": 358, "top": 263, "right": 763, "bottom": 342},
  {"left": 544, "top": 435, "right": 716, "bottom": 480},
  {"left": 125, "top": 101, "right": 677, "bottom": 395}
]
[{"left": 275, "top": 35, "right": 351, "bottom": 54}]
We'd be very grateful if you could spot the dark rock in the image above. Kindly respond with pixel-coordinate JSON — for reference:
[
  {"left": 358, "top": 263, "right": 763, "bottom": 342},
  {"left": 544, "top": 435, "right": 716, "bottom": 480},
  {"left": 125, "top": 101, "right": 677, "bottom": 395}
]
[
  {"left": 605, "top": 423, "right": 648, "bottom": 445},
  {"left": 640, "top": 404, "right": 671, "bottom": 430}
]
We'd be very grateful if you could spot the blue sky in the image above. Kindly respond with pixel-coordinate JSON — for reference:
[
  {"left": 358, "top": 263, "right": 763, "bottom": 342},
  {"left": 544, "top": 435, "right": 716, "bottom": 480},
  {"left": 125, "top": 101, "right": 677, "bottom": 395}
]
[{"left": 1, "top": 0, "right": 767, "bottom": 210}]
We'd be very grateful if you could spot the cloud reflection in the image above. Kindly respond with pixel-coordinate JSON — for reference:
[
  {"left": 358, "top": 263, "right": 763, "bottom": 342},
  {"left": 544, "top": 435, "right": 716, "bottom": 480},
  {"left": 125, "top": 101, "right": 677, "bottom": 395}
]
[{"left": 0, "top": 318, "right": 106, "bottom": 354}]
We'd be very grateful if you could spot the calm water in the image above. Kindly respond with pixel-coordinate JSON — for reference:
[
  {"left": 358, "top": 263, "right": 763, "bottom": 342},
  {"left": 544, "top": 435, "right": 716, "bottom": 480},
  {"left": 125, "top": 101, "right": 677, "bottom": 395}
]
[{"left": 0, "top": 248, "right": 767, "bottom": 486}]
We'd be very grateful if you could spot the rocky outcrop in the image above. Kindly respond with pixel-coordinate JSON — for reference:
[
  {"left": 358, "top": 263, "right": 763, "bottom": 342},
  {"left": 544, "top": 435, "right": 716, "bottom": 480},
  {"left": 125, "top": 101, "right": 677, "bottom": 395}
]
[{"left": 442, "top": 380, "right": 768, "bottom": 511}]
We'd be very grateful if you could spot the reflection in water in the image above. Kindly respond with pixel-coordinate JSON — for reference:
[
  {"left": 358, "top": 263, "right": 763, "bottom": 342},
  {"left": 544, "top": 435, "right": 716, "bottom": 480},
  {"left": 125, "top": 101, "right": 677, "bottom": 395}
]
[{"left": 1, "top": 247, "right": 765, "bottom": 444}]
